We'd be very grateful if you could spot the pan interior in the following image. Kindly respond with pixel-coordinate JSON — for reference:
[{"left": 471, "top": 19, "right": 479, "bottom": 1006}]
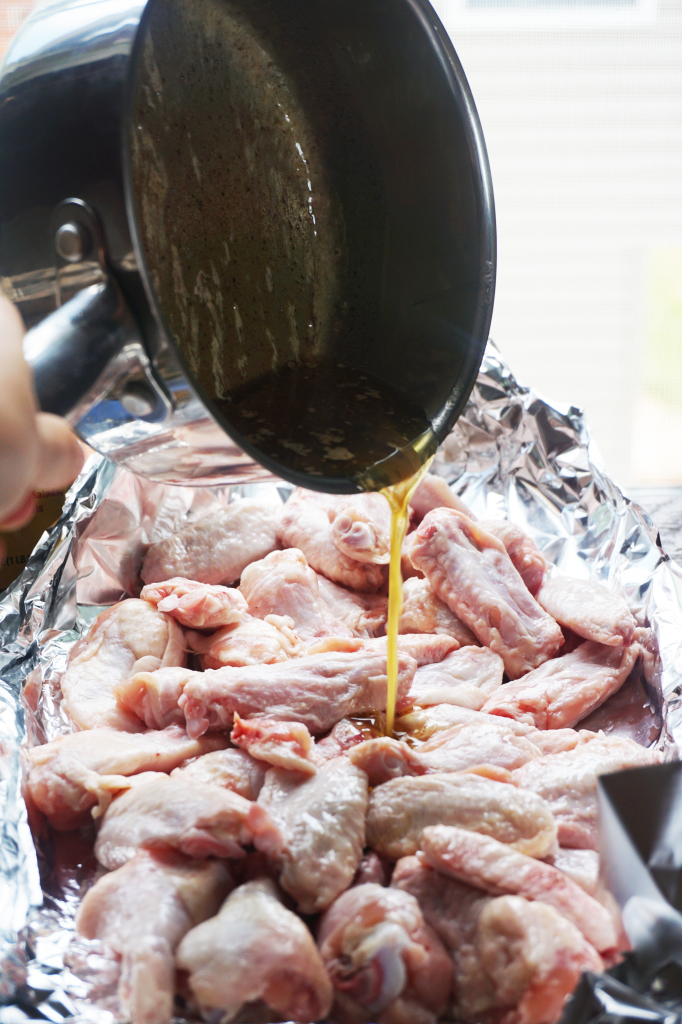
[{"left": 130, "top": 0, "right": 485, "bottom": 490}]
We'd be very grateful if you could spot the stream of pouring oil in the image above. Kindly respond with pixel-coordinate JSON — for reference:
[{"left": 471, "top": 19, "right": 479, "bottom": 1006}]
[{"left": 381, "top": 456, "right": 434, "bottom": 736}]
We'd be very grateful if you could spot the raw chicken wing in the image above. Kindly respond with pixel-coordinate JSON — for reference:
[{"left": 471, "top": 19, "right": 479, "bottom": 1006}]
[
  {"left": 315, "top": 718, "right": 366, "bottom": 761},
  {"left": 140, "top": 578, "right": 247, "bottom": 629},
  {"left": 396, "top": 705, "right": 594, "bottom": 765},
  {"left": 396, "top": 703, "right": 542, "bottom": 743},
  {"left": 186, "top": 613, "right": 299, "bottom": 669},
  {"left": 408, "top": 646, "right": 504, "bottom": 709},
  {"left": 409, "top": 473, "right": 474, "bottom": 521},
  {"left": 24, "top": 725, "right": 226, "bottom": 830},
  {"left": 349, "top": 719, "right": 541, "bottom": 785},
  {"left": 361, "top": 632, "right": 459, "bottom": 665},
  {"left": 475, "top": 894, "right": 603, "bottom": 1024},
  {"left": 478, "top": 520, "right": 549, "bottom": 597},
  {"left": 60, "top": 599, "right": 185, "bottom": 732},
  {"left": 318, "top": 883, "right": 452, "bottom": 1024},
  {"left": 231, "top": 713, "right": 317, "bottom": 775},
  {"left": 392, "top": 855, "right": 496, "bottom": 1018},
  {"left": 141, "top": 499, "right": 281, "bottom": 585},
  {"left": 420, "top": 825, "right": 618, "bottom": 954},
  {"left": 240, "top": 548, "right": 351, "bottom": 639},
  {"left": 410, "top": 509, "right": 563, "bottom": 677},
  {"left": 115, "top": 665, "right": 189, "bottom": 730},
  {"left": 536, "top": 575, "right": 637, "bottom": 647},
  {"left": 171, "top": 747, "right": 266, "bottom": 800},
  {"left": 354, "top": 851, "right": 390, "bottom": 887},
  {"left": 173, "top": 646, "right": 416, "bottom": 738},
  {"left": 349, "top": 737, "right": 429, "bottom": 787},
  {"left": 257, "top": 756, "right": 368, "bottom": 913},
  {"left": 278, "top": 489, "right": 384, "bottom": 591},
  {"left": 176, "top": 879, "right": 332, "bottom": 1023},
  {"left": 76, "top": 849, "right": 231, "bottom": 1024},
  {"left": 416, "top": 719, "right": 542, "bottom": 773},
  {"left": 367, "top": 772, "right": 556, "bottom": 861},
  {"left": 401, "top": 530, "right": 425, "bottom": 580},
  {"left": 317, "top": 574, "right": 388, "bottom": 637},
  {"left": 400, "top": 576, "right": 478, "bottom": 647},
  {"left": 511, "top": 733, "right": 660, "bottom": 848},
  {"left": 328, "top": 492, "right": 392, "bottom": 564},
  {"left": 94, "top": 773, "right": 280, "bottom": 870},
  {"left": 483, "top": 639, "right": 640, "bottom": 729}
]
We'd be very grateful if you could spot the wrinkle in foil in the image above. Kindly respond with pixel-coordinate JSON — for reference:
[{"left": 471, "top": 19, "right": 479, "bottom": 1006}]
[{"left": 0, "top": 342, "right": 681, "bottom": 1022}]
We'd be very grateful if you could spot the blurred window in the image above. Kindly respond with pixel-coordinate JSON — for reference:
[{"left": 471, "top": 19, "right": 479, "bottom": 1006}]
[{"left": 432, "top": 0, "right": 682, "bottom": 486}]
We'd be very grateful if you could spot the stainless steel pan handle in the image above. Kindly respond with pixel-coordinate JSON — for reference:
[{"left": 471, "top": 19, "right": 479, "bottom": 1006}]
[{"left": 23, "top": 277, "right": 171, "bottom": 428}]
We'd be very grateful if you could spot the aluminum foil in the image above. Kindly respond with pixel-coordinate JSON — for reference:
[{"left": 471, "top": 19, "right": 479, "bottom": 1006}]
[{"left": 1, "top": 340, "right": 681, "bottom": 1022}]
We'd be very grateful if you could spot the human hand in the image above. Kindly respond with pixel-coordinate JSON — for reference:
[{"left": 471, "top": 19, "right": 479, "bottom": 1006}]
[{"left": 0, "top": 292, "right": 84, "bottom": 532}]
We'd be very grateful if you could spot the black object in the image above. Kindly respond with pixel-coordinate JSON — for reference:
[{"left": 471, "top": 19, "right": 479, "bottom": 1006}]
[{"left": 0, "top": 0, "right": 496, "bottom": 491}]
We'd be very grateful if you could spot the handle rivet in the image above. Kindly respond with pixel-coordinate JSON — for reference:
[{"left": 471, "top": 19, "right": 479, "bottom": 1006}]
[
  {"left": 120, "top": 382, "right": 156, "bottom": 418},
  {"left": 55, "top": 221, "right": 90, "bottom": 263}
]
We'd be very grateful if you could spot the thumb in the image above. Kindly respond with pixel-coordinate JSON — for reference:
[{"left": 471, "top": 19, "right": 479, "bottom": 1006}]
[{"left": 34, "top": 413, "right": 85, "bottom": 492}]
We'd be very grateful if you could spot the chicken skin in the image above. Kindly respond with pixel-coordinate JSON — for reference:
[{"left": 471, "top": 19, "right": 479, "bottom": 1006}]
[
  {"left": 475, "top": 894, "right": 603, "bottom": 1024},
  {"left": 349, "top": 719, "right": 542, "bottom": 786},
  {"left": 482, "top": 639, "right": 640, "bottom": 729},
  {"left": 392, "top": 857, "right": 602, "bottom": 1024},
  {"left": 176, "top": 879, "right": 332, "bottom": 1024},
  {"left": 395, "top": 703, "right": 589, "bottom": 757},
  {"left": 119, "top": 646, "right": 415, "bottom": 737},
  {"left": 408, "top": 473, "right": 473, "bottom": 521},
  {"left": 416, "top": 718, "right": 542, "bottom": 773},
  {"left": 478, "top": 520, "right": 549, "bottom": 597},
  {"left": 360, "top": 632, "right": 459, "bottom": 665},
  {"left": 60, "top": 600, "right": 185, "bottom": 732},
  {"left": 349, "top": 736, "right": 429, "bottom": 787},
  {"left": 170, "top": 747, "right": 267, "bottom": 800},
  {"left": 547, "top": 848, "right": 600, "bottom": 895},
  {"left": 23, "top": 725, "right": 226, "bottom": 830},
  {"left": 139, "top": 578, "right": 248, "bottom": 629},
  {"left": 75, "top": 849, "right": 231, "bottom": 1024},
  {"left": 407, "top": 646, "right": 504, "bottom": 709},
  {"left": 367, "top": 773, "right": 557, "bottom": 861},
  {"left": 186, "top": 613, "right": 299, "bottom": 669},
  {"left": 420, "top": 825, "right": 619, "bottom": 955},
  {"left": 240, "top": 548, "right": 352, "bottom": 639},
  {"left": 257, "top": 756, "right": 368, "bottom": 913},
  {"left": 141, "top": 499, "right": 281, "bottom": 585},
  {"left": 536, "top": 575, "right": 636, "bottom": 647},
  {"left": 316, "top": 574, "right": 388, "bottom": 637},
  {"left": 278, "top": 489, "right": 385, "bottom": 591},
  {"left": 231, "top": 713, "right": 317, "bottom": 775},
  {"left": 511, "top": 733, "right": 660, "bottom": 848},
  {"left": 183, "top": 647, "right": 415, "bottom": 737},
  {"left": 327, "top": 492, "right": 392, "bottom": 565},
  {"left": 318, "top": 883, "right": 453, "bottom": 1024},
  {"left": 396, "top": 703, "right": 542, "bottom": 742},
  {"left": 399, "top": 576, "right": 478, "bottom": 647},
  {"left": 114, "top": 665, "right": 189, "bottom": 730},
  {"left": 94, "top": 774, "right": 280, "bottom": 870},
  {"left": 410, "top": 509, "right": 563, "bottom": 677},
  {"left": 391, "top": 855, "right": 496, "bottom": 1017}
]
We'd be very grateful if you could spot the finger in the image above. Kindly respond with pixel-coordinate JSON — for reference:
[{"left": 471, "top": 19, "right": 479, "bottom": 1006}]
[
  {"left": 0, "top": 491, "right": 36, "bottom": 532},
  {"left": 0, "top": 294, "right": 39, "bottom": 518},
  {"left": 33, "top": 413, "right": 85, "bottom": 492}
]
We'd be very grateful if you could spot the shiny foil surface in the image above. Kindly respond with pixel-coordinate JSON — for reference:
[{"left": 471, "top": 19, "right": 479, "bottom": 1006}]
[{"left": 1, "top": 342, "right": 681, "bottom": 1023}]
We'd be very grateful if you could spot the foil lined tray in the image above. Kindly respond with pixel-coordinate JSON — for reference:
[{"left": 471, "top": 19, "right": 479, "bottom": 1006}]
[{"left": 1, "top": 341, "right": 682, "bottom": 1024}]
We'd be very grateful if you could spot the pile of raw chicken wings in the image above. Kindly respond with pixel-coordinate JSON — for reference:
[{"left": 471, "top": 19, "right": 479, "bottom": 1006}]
[{"left": 23, "top": 474, "right": 659, "bottom": 1024}]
